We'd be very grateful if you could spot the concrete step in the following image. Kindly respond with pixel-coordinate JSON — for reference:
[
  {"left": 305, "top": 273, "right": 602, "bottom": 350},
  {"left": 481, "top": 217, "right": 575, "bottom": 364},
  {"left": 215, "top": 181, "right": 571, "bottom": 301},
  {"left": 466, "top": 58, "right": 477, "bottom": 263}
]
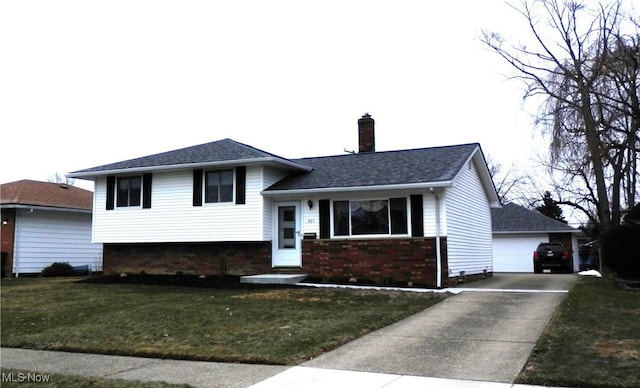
[{"left": 240, "top": 274, "right": 308, "bottom": 285}]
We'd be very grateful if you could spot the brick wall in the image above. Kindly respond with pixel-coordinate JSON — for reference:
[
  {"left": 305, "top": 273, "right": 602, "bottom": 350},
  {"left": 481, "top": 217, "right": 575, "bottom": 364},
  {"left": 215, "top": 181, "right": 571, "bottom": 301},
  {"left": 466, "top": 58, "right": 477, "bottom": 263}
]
[
  {"left": 1, "top": 208, "right": 16, "bottom": 277},
  {"left": 302, "top": 237, "right": 448, "bottom": 288},
  {"left": 103, "top": 242, "right": 271, "bottom": 276}
]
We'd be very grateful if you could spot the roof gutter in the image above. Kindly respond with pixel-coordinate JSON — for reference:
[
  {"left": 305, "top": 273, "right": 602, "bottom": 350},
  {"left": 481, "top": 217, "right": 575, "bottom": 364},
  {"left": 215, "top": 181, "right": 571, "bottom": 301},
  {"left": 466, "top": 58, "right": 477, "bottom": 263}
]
[
  {"left": 0, "top": 204, "right": 92, "bottom": 214},
  {"left": 68, "top": 157, "right": 312, "bottom": 179},
  {"left": 262, "top": 181, "right": 453, "bottom": 196},
  {"left": 492, "top": 229, "right": 581, "bottom": 235}
]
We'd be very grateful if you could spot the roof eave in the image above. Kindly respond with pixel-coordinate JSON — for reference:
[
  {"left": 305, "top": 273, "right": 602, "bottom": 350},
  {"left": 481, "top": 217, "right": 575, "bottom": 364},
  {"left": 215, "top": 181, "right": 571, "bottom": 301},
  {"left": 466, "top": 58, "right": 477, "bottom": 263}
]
[
  {"left": 492, "top": 229, "right": 580, "bottom": 234},
  {"left": 0, "top": 204, "right": 92, "bottom": 214},
  {"left": 68, "top": 157, "right": 312, "bottom": 179},
  {"left": 455, "top": 146, "right": 501, "bottom": 208},
  {"left": 262, "top": 181, "right": 453, "bottom": 196}
]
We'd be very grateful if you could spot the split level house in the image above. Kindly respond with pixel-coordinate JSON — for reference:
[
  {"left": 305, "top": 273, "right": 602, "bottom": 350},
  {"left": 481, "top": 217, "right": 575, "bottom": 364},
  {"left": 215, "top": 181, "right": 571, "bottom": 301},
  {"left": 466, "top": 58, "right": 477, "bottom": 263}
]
[{"left": 68, "top": 114, "right": 501, "bottom": 287}]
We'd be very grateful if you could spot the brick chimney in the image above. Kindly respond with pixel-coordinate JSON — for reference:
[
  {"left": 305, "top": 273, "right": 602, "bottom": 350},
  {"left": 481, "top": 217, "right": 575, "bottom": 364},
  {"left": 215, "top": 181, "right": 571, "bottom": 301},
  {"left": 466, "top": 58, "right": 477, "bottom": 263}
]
[{"left": 358, "top": 113, "right": 375, "bottom": 153}]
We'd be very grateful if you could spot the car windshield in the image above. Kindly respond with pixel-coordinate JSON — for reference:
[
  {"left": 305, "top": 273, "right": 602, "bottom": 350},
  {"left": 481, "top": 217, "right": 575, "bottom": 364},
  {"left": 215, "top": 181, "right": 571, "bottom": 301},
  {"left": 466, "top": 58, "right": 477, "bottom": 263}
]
[{"left": 539, "top": 243, "right": 564, "bottom": 250}]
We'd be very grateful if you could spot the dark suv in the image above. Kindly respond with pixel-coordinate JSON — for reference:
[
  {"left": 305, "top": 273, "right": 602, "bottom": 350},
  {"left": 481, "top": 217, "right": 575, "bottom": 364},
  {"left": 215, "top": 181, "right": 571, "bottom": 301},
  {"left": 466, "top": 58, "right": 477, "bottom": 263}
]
[{"left": 533, "top": 242, "right": 573, "bottom": 273}]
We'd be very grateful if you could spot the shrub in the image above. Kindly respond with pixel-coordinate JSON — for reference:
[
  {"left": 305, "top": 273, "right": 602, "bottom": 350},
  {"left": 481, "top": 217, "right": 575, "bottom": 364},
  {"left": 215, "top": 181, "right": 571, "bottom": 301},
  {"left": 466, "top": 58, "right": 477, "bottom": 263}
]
[
  {"left": 601, "top": 223, "right": 640, "bottom": 280},
  {"left": 41, "top": 262, "right": 75, "bottom": 277}
]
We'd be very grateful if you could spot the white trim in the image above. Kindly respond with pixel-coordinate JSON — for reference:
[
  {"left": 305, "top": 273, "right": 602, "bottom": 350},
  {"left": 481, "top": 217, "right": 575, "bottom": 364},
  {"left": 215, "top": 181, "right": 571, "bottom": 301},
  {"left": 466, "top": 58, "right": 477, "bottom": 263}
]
[
  {"left": 68, "top": 157, "right": 312, "bottom": 179},
  {"left": 262, "top": 181, "right": 453, "bottom": 196},
  {"left": 0, "top": 204, "right": 92, "bottom": 214},
  {"left": 451, "top": 147, "right": 501, "bottom": 208},
  {"left": 492, "top": 230, "right": 581, "bottom": 235}
]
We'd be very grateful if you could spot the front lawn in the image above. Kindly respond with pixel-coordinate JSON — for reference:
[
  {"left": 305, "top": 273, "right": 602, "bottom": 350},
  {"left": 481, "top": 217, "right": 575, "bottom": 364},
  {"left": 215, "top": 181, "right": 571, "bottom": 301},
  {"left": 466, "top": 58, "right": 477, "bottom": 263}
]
[
  {"left": 517, "top": 276, "right": 640, "bottom": 388},
  {"left": 0, "top": 277, "right": 445, "bottom": 365}
]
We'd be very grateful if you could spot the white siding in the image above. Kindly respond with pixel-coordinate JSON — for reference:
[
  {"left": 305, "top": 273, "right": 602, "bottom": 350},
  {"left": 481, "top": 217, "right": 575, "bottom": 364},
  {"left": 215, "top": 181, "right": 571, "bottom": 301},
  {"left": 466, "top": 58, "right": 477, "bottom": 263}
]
[
  {"left": 93, "top": 166, "right": 268, "bottom": 243},
  {"left": 492, "top": 234, "right": 542, "bottom": 272},
  {"left": 261, "top": 166, "right": 291, "bottom": 240},
  {"left": 444, "top": 156, "right": 494, "bottom": 277},
  {"left": 423, "top": 192, "right": 447, "bottom": 237},
  {"left": 301, "top": 196, "right": 321, "bottom": 237},
  {"left": 13, "top": 209, "right": 103, "bottom": 274}
]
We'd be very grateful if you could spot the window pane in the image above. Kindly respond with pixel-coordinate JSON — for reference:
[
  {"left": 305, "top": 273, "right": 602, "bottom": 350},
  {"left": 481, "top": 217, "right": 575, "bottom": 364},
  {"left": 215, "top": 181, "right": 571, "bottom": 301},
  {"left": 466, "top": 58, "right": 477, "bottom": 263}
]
[
  {"left": 205, "top": 170, "right": 234, "bottom": 203},
  {"left": 390, "top": 197, "right": 408, "bottom": 234},
  {"left": 116, "top": 178, "right": 129, "bottom": 207},
  {"left": 351, "top": 200, "right": 388, "bottom": 235},
  {"left": 278, "top": 206, "right": 296, "bottom": 249},
  {"left": 129, "top": 177, "right": 141, "bottom": 207},
  {"left": 219, "top": 170, "right": 234, "bottom": 202},
  {"left": 205, "top": 171, "right": 220, "bottom": 203},
  {"left": 283, "top": 209, "right": 295, "bottom": 222},
  {"left": 116, "top": 177, "right": 141, "bottom": 207},
  {"left": 333, "top": 201, "right": 349, "bottom": 236}
]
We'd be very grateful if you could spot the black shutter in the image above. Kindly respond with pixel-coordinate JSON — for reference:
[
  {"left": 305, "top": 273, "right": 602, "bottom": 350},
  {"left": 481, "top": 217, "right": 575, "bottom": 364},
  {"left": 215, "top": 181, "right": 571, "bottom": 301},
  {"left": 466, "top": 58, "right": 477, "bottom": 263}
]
[
  {"left": 142, "top": 173, "right": 152, "bottom": 209},
  {"left": 319, "top": 199, "right": 330, "bottom": 239},
  {"left": 106, "top": 176, "right": 115, "bottom": 210},
  {"left": 193, "top": 169, "right": 203, "bottom": 206},
  {"left": 390, "top": 197, "right": 408, "bottom": 235},
  {"left": 410, "top": 194, "right": 424, "bottom": 237},
  {"left": 235, "top": 166, "right": 246, "bottom": 205}
]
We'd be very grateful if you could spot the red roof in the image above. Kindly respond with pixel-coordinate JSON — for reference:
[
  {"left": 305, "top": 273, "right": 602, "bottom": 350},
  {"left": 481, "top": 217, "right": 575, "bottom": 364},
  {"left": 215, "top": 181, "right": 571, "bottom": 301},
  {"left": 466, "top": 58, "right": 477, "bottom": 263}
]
[{"left": 0, "top": 180, "right": 93, "bottom": 211}]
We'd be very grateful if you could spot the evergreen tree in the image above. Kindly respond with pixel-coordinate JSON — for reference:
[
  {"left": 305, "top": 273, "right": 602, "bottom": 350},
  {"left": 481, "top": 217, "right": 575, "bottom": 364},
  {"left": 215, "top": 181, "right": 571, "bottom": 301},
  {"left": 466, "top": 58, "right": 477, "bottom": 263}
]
[{"left": 536, "top": 191, "right": 568, "bottom": 224}]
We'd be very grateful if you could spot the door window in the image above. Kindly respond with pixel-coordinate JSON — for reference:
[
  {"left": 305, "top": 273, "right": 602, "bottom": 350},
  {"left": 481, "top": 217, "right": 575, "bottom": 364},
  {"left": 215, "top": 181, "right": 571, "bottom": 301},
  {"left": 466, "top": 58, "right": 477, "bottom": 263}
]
[{"left": 278, "top": 206, "right": 296, "bottom": 249}]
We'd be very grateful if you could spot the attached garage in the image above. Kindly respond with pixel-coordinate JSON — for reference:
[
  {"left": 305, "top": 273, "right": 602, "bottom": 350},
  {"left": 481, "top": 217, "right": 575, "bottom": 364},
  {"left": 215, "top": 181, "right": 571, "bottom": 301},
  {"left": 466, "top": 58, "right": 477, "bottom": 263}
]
[
  {"left": 491, "top": 203, "right": 579, "bottom": 273},
  {"left": 13, "top": 209, "right": 102, "bottom": 274},
  {"left": 1, "top": 180, "right": 103, "bottom": 276}
]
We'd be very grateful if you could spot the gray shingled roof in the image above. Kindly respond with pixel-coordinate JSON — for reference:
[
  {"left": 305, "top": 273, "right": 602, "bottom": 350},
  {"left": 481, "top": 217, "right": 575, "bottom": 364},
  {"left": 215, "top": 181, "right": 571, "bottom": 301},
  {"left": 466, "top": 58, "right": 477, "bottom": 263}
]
[
  {"left": 69, "top": 138, "right": 485, "bottom": 193},
  {"left": 491, "top": 203, "right": 577, "bottom": 233},
  {"left": 69, "top": 139, "right": 309, "bottom": 176},
  {"left": 265, "top": 143, "right": 480, "bottom": 191}
]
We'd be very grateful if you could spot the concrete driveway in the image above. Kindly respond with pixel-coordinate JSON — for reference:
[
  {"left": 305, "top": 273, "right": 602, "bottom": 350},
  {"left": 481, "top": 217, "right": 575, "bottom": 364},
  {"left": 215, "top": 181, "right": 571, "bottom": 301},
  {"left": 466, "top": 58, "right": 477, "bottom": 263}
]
[
  {"left": 453, "top": 273, "right": 576, "bottom": 291},
  {"left": 302, "top": 273, "right": 576, "bottom": 383}
]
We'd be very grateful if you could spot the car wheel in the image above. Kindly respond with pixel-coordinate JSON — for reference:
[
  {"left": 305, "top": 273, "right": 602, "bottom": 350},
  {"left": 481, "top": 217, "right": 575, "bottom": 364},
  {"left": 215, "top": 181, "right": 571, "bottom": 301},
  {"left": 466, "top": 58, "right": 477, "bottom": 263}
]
[{"left": 534, "top": 265, "right": 542, "bottom": 274}]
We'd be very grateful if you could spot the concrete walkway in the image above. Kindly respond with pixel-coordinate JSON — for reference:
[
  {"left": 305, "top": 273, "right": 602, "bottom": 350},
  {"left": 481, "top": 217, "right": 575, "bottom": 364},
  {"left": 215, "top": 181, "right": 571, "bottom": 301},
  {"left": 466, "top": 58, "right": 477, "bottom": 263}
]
[
  {"left": 0, "top": 347, "right": 286, "bottom": 388},
  {"left": 0, "top": 274, "right": 576, "bottom": 387}
]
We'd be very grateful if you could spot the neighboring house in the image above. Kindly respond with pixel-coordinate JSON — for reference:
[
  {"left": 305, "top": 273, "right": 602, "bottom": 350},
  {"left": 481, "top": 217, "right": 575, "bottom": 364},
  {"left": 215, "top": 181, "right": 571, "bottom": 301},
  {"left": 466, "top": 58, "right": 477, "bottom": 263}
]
[
  {"left": 68, "top": 114, "right": 500, "bottom": 287},
  {"left": 0, "top": 180, "right": 103, "bottom": 276},
  {"left": 491, "top": 202, "right": 580, "bottom": 273}
]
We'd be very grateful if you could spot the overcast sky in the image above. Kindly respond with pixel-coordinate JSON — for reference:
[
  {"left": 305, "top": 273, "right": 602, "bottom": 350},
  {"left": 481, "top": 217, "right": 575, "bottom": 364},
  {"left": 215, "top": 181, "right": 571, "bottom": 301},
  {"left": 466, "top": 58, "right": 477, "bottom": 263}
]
[{"left": 1, "top": 0, "right": 543, "bottom": 192}]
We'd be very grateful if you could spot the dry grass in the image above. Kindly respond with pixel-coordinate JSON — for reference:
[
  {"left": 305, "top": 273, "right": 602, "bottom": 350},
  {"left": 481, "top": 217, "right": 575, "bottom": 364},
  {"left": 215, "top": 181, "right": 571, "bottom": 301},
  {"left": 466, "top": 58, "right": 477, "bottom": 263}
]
[
  {"left": 1, "top": 277, "right": 445, "bottom": 365},
  {"left": 517, "top": 276, "right": 640, "bottom": 388}
]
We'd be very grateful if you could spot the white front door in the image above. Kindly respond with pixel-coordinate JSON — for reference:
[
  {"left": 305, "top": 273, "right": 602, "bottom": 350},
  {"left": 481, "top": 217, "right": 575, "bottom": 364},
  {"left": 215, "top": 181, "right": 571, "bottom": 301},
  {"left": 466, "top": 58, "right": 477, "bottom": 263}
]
[{"left": 272, "top": 201, "right": 302, "bottom": 267}]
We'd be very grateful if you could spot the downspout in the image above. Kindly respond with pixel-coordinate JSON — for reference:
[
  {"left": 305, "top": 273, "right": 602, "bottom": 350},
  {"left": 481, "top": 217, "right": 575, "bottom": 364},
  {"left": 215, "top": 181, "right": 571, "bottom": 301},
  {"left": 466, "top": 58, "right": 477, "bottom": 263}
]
[{"left": 432, "top": 189, "right": 442, "bottom": 288}]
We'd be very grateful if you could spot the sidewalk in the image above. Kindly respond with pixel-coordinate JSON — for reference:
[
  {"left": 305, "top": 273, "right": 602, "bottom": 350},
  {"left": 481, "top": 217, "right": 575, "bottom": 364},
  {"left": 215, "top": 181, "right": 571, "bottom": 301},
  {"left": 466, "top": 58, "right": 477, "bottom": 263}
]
[
  {"left": 1, "top": 347, "right": 286, "bottom": 388},
  {"left": 0, "top": 347, "right": 552, "bottom": 388}
]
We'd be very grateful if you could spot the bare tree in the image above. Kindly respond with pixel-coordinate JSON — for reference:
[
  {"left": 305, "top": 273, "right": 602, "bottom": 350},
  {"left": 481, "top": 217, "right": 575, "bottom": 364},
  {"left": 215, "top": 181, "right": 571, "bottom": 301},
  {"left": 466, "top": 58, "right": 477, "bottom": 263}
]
[
  {"left": 486, "top": 156, "right": 535, "bottom": 205},
  {"left": 482, "top": 0, "right": 639, "bottom": 234},
  {"left": 47, "top": 172, "right": 75, "bottom": 186}
]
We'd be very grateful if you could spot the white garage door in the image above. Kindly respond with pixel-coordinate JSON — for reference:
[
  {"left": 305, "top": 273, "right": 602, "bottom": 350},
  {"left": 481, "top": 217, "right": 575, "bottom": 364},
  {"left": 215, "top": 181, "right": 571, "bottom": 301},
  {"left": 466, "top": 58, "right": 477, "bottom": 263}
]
[{"left": 493, "top": 235, "right": 546, "bottom": 273}]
